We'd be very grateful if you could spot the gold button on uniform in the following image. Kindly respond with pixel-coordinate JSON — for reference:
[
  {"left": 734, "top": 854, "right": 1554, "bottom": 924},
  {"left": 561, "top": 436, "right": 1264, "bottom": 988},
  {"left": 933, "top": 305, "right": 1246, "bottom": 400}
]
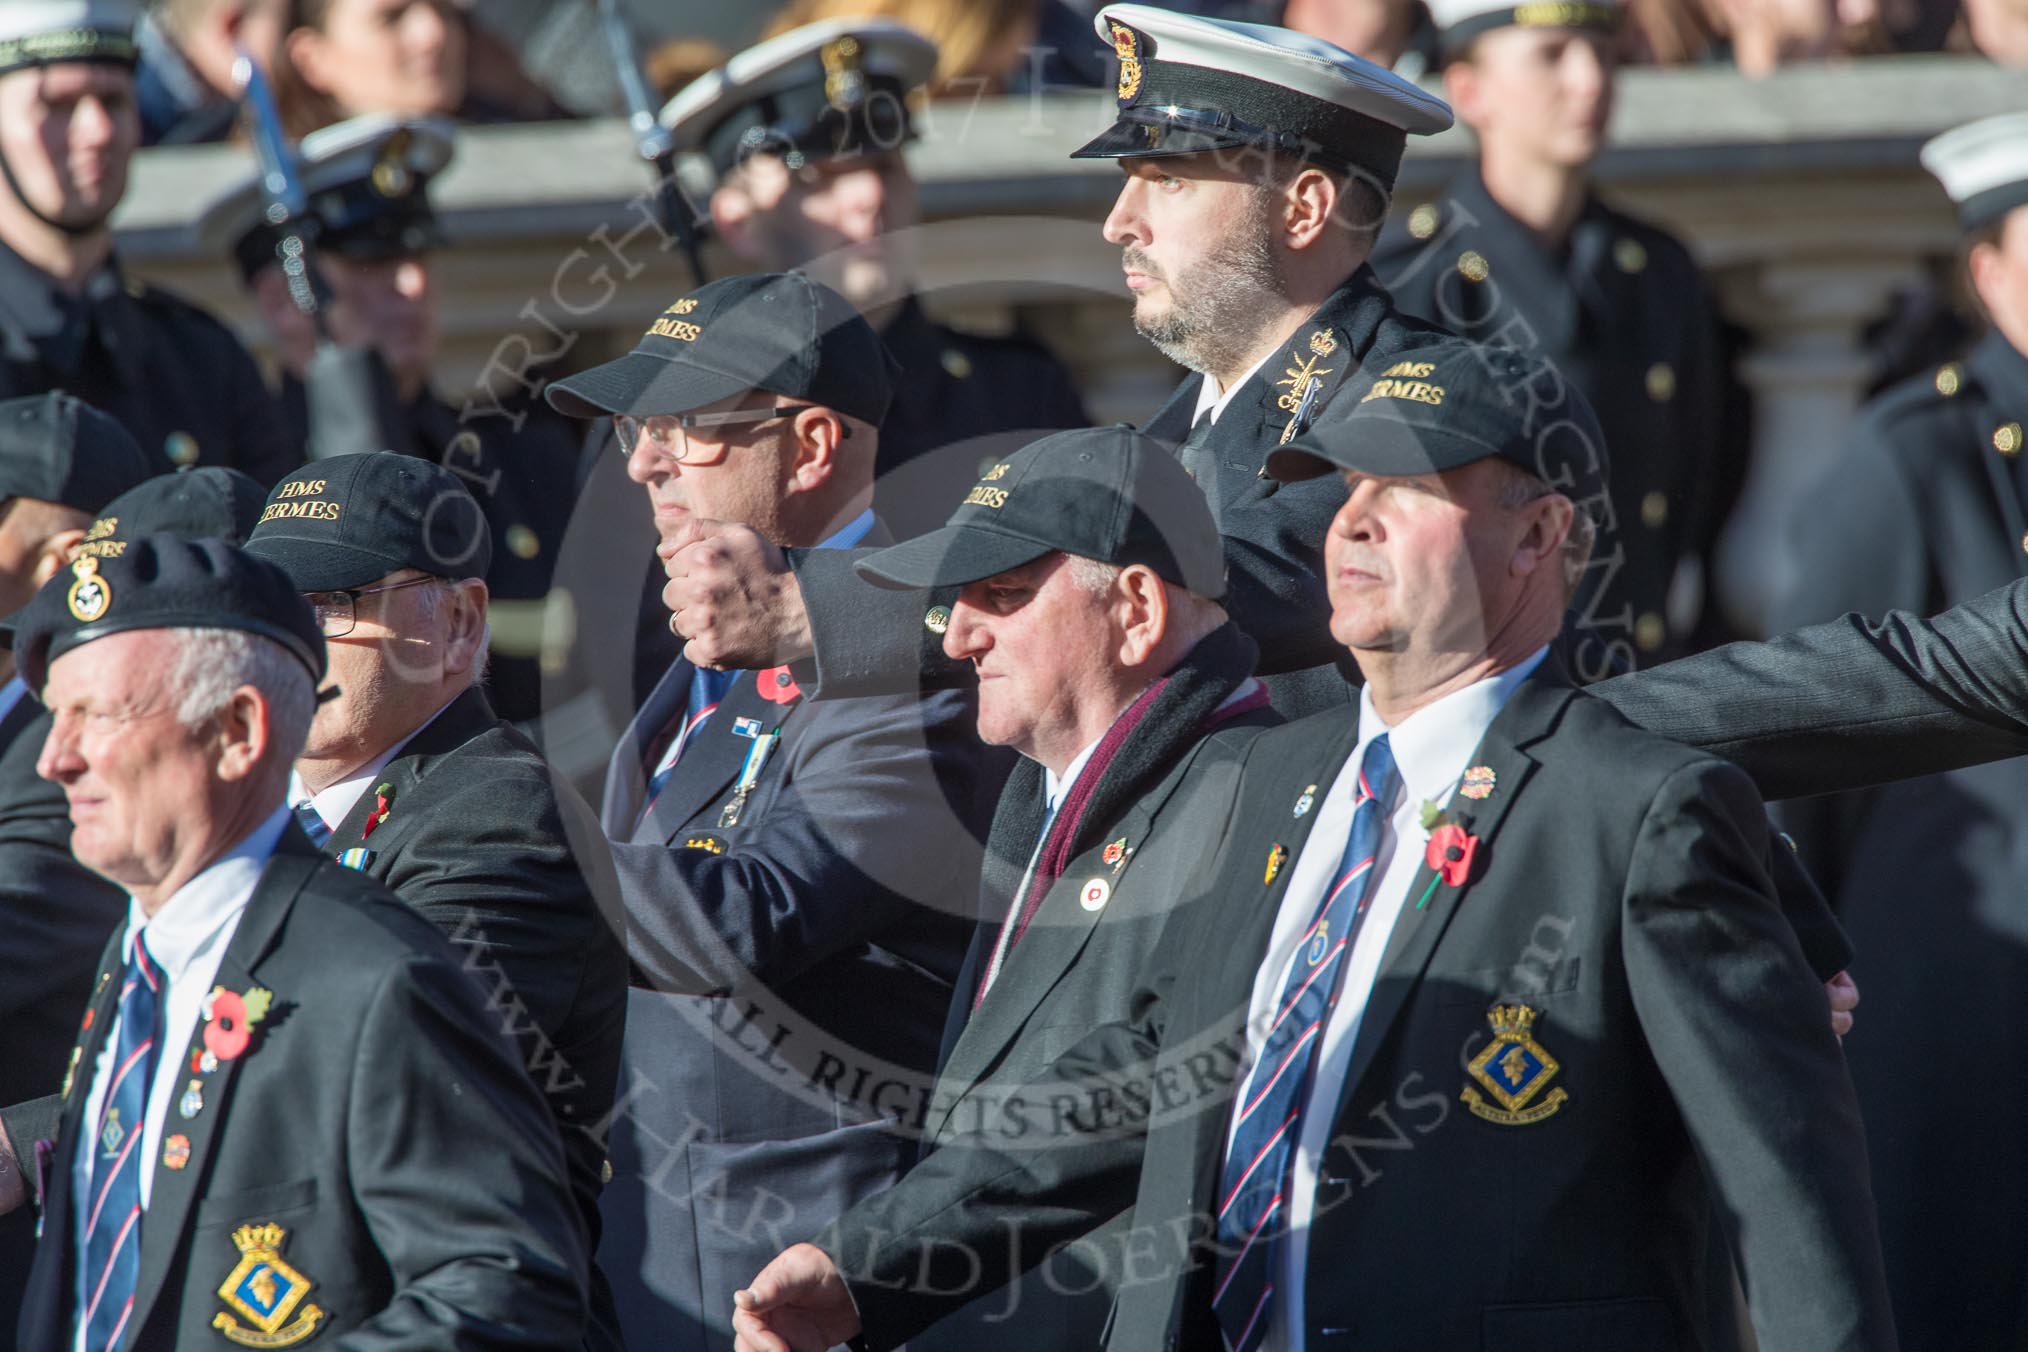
[
  {"left": 505, "top": 524, "right": 540, "bottom": 559},
  {"left": 1457, "top": 251, "right": 1490, "bottom": 283},
  {"left": 1645, "top": 363, "right": 1676, "bottom": 402},
  {"left": 1614, "top": 238, "right": 1647, "bottom": 273},
  {"left": 1936, "top": 363, "right": 1963, "bottom": 397},
  {"left": 1635, "top": 612, "right": 1666, "bottom": 652},
  {"left": 1408, "top": 203, "right": 1439, "bottom": 240},
  {"left": 940, "top": 349, "right": 973, "bottom": 380},
  {"left": 165, "top": 431, "right": 199, "bottom": 466},
  {"left": 924, "top": 605, "right": 951, "bottom": 635},
  {"left": 1641, "top": 491, "right": 1669, "bottom": 529},
  {"left": 449, "top": 429, "right": 481, "bottom": 458},
  {"left": 1996, "top": 422, "right": 2022, "bottom": 456}
]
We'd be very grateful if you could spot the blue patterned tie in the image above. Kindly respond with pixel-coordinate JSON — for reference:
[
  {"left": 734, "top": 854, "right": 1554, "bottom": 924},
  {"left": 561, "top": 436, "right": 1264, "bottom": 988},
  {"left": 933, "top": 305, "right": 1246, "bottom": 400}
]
[
  {"left": 292, "top": 800, "right": 332, "bottom": 849},
  {"left": 74, "top": 934, "right": 165, "bottom": 1352},
  {"left": 1212, "top": 735, "right": 1399, "bottom": 1352},
  {"left": 640, "top": 667, "right": 738, "bottom": 819}
]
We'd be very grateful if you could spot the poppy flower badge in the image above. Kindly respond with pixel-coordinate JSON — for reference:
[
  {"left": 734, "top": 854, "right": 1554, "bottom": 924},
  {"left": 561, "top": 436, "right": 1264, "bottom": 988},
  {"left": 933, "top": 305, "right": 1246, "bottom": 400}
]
[
  {"left": 362, "top": 782, "right": 395, "bottom": 838},
  {"left": 1413, "top": 801, "right": 1481, "bottom": 910},
  {"left": 757, "top": 666, "right": 802, "bottom": 705},
  {"left": 200, "top": 985, "right": 274, "bottom": 1067}
]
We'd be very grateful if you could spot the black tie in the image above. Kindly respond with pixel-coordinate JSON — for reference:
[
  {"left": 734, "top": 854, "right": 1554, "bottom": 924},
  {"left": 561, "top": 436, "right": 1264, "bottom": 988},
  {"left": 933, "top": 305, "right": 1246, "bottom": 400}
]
[{"left": 1179, "top": 411, "right": 1223, "bottom": 527}]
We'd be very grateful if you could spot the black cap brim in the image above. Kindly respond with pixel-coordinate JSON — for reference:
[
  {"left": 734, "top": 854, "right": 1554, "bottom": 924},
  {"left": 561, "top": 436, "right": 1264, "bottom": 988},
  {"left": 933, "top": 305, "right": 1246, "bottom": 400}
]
[
  {"left": 855, "top": 525, "right": 1057, "bottom": 590},
  {"left": 1266, "top": 420, "right": 1508, "bottom": 484},
  {"left": 544, "top": 351, "right": 754, "bottom": 420},
  {"left": 244, "top": 537, "right": 408, "bottom": 592},
  {"left": 1070, "top": 118, "right": 1250, "bottom": 162}
]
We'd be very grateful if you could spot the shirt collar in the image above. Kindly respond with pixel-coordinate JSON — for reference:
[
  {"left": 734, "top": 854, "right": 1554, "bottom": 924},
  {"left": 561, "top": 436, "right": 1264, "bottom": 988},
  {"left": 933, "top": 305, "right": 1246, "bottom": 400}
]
[
  {"left": 288, "top": 692, "right": 460, "bottom": 829},
  {"left": 1353, "top": 647, "right": 1549, "bottom": 812},
  {"left": 1044, "top": 735, "right": 1105, "bottom": 813},
  {"left": 817, "top": 508, "right": 876, "bottom": 551},
  {"left": 125, "top": 806, "right": 290, "bottom": 979},
  {"left": 1191, "top": 342, "right": 1280, "bottom": 427}
]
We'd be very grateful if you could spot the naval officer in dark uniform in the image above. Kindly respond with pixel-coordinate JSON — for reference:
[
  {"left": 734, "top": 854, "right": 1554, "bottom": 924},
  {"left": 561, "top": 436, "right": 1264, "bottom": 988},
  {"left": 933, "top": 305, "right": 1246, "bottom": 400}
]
[
  {"left": 1762, "top": 110, "right": 2028, "bottom": 1352},
  {"left": 1372, "top": 0, "right": 1723, "bottom": 666},
  {"left": 0, "top": 0, "right": 297, "bottom": 485},
  {"left": 195, "top": 114, "right": 590, "bottom": 727},
  {"left": 660, "top": 17, "right": 1089, "bottom": 541}
]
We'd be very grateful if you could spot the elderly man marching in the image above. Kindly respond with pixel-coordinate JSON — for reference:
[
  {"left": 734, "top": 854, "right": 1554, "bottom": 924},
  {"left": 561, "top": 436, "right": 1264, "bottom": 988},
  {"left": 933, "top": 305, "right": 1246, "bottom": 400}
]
[{"left": 0, "top": 537, "right": 587, "bottom": 1348}]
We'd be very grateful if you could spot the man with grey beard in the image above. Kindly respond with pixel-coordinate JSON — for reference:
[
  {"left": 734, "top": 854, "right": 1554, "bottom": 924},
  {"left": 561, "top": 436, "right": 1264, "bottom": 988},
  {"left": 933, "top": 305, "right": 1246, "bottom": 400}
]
[{"left": 648, "top": 6, "right": 1496, "bottom": 720}]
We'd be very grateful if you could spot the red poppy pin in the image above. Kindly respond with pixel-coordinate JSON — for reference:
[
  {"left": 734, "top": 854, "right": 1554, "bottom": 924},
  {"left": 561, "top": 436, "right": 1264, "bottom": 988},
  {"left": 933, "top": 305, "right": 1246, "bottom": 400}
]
[
  {"left": 201, "top": 985, "right": 274, "bottom": 1064},
  {"left": 361, "top": 782, "right": 395, "bottom": 838},
  {"left": 757, "top": 666, "right": 802, "bottom": 705},
  {"left": 1426, "top": 823, "right": 1479, "bottom": 887}
]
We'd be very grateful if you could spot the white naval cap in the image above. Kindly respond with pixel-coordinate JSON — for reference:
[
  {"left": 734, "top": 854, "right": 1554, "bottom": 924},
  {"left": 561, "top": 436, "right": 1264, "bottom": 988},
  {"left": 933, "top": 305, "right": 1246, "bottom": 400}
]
[
  {"left": 195, "top": 115, "right": 456, "bottom": 281},
  {"left": 1425, "top": 0, "right": 1625, "bottom": 57},
  {"left": 0, "top": 0, "right": 137, "bottom": 76},
  {"left": 659, "top": 18, "right": 938, "bottom": 178},
  {"left": 1920, "top": 112, "right": 2028, "bottom": 232},
  {"left": 1077, "top": 4, "right": 1452, "bottom": 190}
]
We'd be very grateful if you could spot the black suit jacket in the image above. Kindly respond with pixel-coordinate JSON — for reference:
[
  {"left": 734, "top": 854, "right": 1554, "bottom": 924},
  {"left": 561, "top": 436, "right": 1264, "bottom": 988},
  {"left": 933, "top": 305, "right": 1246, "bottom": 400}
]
[
  {"left": 785, "top": 266, "right": 1471, "bottom": 718},
  {"left": 822, "top": 669, "right": 1896, "bottom": 1351},
  {"left": 316, "top": 685, "right": 626, "bottom": 1252},
  {"left": 594, "top": 533, "right": 1008, "bottom": 1352},
  {"left": 0, "top": 695, "right": 127, "bottom": 1337},
  {"left": 8, "top": 827, "right": 588, "bottom": 1349}
]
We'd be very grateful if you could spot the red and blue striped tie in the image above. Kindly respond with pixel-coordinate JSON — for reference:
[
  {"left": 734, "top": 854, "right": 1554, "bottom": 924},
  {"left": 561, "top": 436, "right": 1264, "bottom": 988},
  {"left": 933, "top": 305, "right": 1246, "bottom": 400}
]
[
  {"left": 1212, "top": 734, "right": 1398, "bottom": 1352},
  {"left": 74, "top": 934, "right": 164, "bottom": 1352}
]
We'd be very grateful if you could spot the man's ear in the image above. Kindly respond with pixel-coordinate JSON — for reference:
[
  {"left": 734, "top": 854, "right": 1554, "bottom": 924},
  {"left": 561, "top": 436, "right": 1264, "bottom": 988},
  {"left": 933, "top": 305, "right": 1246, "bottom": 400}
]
[
  {"left": 1511, "top": 493, "right": 1576, "bottom": 580},
  {"left": 33, "top": 529, "right": 86, "bottom": 585},
  {"left": 1969, "top": 239, "right": 2006, "bottom": 319},
  {"left": 214, "top": 686, "right": 270, "bottom": 784},
  {"left": 282, "top": 25, "right": 332, "bottom": 97},
  {"left": 1114, "top": 564, "right": 1170, "bottom": 668},
  {"left": 710, "top": 184, "right": 761, "bottom": 263},
  {"left": 441, "top": 578, "right": 490, "bottom": 677},
  {"left": 1442, "top": 59, "right": 1484, "bottom": 129},
  {"left": 784, "top": 408, "right": 848, "bottom": 495}
]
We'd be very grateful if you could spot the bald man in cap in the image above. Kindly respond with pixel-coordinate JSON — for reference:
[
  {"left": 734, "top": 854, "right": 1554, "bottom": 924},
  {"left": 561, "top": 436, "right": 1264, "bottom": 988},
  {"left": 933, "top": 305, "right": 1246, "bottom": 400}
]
[
  {"left": 0, "top": 1, "right": 296, "bottom": 484},
  {"left": 1372, "top": 0, "right": 1725, "bottom": 666},
  {"left": 0, "top": 393, "right": 163, "bottom": 1333},
  {"left": 0, "top": 538, "right": 587, "bottom": 1350}
]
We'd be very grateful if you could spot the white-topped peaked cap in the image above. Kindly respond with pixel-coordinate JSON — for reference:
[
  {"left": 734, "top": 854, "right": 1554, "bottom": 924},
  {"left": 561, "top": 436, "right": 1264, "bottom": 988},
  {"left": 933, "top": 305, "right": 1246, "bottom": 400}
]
[
  {"left": 1921, "top": 112, "right": 2028, "bottom": 231},
  {"left": 1425, "top": 0, "right": 1624, "bottom": 56},
  {"left": 195, "top": 115, "right": 456, "bottom": 280},
  {"left": 1076, "top": 4, "right": 1451, "bottom": 189},
  {"left": 660, "top": 18, "right": 938, "bottom": 177},
  {"left": 0, "top": 0, "right": 136, "bottom": 75}
]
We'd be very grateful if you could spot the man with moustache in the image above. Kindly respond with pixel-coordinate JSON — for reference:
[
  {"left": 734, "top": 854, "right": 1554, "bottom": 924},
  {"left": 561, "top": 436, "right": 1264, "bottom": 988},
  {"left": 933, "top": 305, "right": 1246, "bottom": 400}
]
[
  {"left": 1373, "top": 0, "right": 1724, "bottom": 664},
  {"left": 0, "top": 1, "right": 295, "bottom": 482},
  {"left": 731, "top": 345, "right": 1895, "bottom": 1352}
]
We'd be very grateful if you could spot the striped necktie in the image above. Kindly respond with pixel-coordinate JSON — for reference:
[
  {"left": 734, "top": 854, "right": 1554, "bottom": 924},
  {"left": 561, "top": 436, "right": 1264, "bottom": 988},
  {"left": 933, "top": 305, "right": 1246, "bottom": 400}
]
[
  {"left": 292, "top": 800, "right": 332, "bottom": 849},
  {"left": 1212, "top": 734, "right": 1398, "bottom": 1352},
  {"left": 74, "top": 934, "right": 165, "bottom": 1352},
  {"left": 639, "top": 666, "right": 738, "bottom": 824}
]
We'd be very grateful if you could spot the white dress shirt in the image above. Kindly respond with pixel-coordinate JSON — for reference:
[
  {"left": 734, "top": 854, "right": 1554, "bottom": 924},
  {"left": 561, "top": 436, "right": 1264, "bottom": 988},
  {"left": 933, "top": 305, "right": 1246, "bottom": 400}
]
[
  {"left": 1226, "top": 649, "right": 1546, "bottom": 1351},
  {"left": 72, "top": 807, "right": 289, "bottom": 1235},
  {"left": 1190, "top": 344, "right": 1278, "bottom": 427}
]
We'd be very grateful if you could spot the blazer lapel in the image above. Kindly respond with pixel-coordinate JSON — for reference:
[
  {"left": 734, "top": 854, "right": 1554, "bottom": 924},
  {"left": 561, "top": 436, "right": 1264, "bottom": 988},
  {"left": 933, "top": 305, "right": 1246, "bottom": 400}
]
[
  {"left": 1329, "top": 676, "right": 1578, "bottom": 1119},
  {"left": 637, "top": 672, "right": 781, "bottom": 844},
  {"left": 1141, "top": 373, "right": 1202, "bottom": 442},
  {"left": 125, "top": 843, "right": 322, "bottom": 1339},
  {"left": 35, "top": 934, "right": 127, "bottom": 1287},
  {"left": 605, "top": 659, "right": 692, "bottom": 834},
  {"left": 325, "top": 687, "right": 499, "bottom": 850}
]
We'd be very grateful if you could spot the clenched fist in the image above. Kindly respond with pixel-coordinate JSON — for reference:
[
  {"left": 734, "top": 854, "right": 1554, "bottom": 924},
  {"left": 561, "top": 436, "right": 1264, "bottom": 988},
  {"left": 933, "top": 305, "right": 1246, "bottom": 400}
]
[
  {"left": 732, "top": 1243, "right": 862, "bottom": 1352},
  {"left": 658, "top": 518, "right": 815, "bottom": 670}
]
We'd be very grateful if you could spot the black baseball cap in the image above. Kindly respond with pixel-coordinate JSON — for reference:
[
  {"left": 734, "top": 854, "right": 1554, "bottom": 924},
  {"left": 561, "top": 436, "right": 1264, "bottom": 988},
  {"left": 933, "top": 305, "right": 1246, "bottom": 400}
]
[
  {"left": 244, "top": 453, "right": 491, "bottom": 592},
  {"left": 543, "top": 272, "right": 896, "bottom": 429},
  {"left": 77, "top": 467, "right": 268, "bottom": 560},
  {"left": 855, "top": 425, "right": 1227, "bottom": 599},
  {"left": 0, "top": 392, "right": 165, "bottom": 515},
  {"left": 1265, "top": 343, "right": 1609, "bottom": 501},
  {"left": 14, "top": 536, "right": 326, "bottom": 691}
]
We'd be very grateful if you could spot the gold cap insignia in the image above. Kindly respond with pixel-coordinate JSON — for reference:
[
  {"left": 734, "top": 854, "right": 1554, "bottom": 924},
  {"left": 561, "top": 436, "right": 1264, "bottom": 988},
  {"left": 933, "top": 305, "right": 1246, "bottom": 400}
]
[
  {"left": 214, "top": 1222, "right": 325, "bottom": 1347},
  {"left": 1110, "top": 21, "right": 1142, "bottom": 103},
  {"left": 821, "top": 36, "right": 867, "bottom": 109},
  {"left": 370, "top": 129, "right": 414, "bottom": 198},
  {"left": 66, "top": 556, "right": 111, "bottom": 623},
  {"left": 1461, "top": 1004, "right": 1567, "bottom": 1125}
]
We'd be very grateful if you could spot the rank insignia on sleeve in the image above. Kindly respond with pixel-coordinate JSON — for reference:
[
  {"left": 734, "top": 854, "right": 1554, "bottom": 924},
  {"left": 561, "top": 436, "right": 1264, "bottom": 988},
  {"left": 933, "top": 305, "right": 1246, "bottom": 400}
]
[
  {"left": 213, "top": 1222, "right": 326, "bottom": 1347},
  {"left": 1461, "top": 1004, "right": 1567, "bottom": 1126},
  {"left": 683, "top": 834, "right": 726, "bottom": 855},
  {"left": 1264, "top": 843, "right": 1288, "bottom": 886}
]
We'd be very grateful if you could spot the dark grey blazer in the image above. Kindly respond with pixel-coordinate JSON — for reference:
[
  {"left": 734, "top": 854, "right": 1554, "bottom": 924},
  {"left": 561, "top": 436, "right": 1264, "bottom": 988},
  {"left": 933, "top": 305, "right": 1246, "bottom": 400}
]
[
  {"left": 593, "top": 547, "right": 1006, "bottom": 1352},
  {"left": 822, "top": 670, "right": 1897, "bottom": 1352},
  {"left": 8, "top": 828, "right": 588, "bottom": 1349}
]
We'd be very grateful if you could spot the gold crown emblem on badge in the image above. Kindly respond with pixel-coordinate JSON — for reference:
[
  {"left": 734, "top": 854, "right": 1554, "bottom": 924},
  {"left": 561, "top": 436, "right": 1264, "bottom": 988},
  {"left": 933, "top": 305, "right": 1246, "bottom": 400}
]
[
  {"left": 1485, "top": 1004, "right": 1538, "bottom": 1038},
  {"left": 822, "top": 36, "right": 866, "bottom": 108},
  {"left": 1110, "top": 22, "right": 1142, "bottom": 103},
  {"left": 370, "top": 129, "right": 414, "bottom": 198},
  {"left": 232, "top": 1223, "right": 288, "bottom": 1253}
]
